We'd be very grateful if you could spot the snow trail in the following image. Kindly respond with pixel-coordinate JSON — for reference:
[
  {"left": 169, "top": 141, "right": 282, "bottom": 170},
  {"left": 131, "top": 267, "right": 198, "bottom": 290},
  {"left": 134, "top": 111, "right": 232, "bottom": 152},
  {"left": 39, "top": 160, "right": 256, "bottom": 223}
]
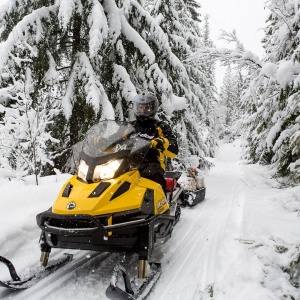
[
  {"left": 149, "top": 140, "right": 249, "bottom": 300},
  {"left": 150, "top": 140, "right": 300, "bottom": 300}
]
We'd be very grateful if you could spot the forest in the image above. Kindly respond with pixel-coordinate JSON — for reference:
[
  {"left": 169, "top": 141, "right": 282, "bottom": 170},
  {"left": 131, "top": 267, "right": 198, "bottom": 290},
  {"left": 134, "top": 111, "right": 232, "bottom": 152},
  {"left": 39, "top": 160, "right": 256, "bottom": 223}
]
[{"left": 0, "top": 0, "right": 299, "bottom": 186}]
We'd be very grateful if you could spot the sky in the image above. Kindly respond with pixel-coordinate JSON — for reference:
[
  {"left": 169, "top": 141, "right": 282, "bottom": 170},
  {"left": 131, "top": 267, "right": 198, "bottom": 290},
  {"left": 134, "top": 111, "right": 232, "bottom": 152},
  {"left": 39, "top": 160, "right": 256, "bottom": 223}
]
[{"left": 200, "top": 0, "right": 269, "bottom": 89}]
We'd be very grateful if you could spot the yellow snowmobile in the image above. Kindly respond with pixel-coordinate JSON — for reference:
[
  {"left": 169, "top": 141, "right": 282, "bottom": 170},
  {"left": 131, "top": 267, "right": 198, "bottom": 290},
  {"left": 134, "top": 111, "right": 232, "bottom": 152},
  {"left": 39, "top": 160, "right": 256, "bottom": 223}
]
[
  {"left": 36, "top": 120, "right": 183, "bottom": 299},
  {"left": 0, "top": 120, "right": 205, "bottom": 298}
]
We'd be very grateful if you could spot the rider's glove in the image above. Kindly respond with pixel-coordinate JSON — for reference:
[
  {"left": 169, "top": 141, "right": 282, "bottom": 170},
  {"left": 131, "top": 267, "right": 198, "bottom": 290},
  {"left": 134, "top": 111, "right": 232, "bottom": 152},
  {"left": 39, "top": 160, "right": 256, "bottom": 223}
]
[{"left": 151, "top": 137, "right": 169, "bottom": 151}]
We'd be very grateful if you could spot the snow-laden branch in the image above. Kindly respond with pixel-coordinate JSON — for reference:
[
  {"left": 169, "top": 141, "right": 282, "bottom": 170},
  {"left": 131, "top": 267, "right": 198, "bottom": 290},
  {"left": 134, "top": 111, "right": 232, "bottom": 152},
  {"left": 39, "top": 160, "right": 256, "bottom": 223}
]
[
  {"left": 219, "top": 29, "right": 245, "bottom": 51},
  {"left": 62, "top": 52, "right": 115, "bottom": 120},
  {"left": 185, "top": 30, "right": 263, "bottom": 70},
  {"left": 43, "top": 52, "right": 60, "bottom": 85},
  {"left": 102, "top": 0, "right": 122, "bottom": 43},
  {"left": 0, "top": 5, "right": 57, "bottom": 69},
  {"left": 88, "top": 0, "right": 108, "bottom": 58},
  {"left": 57, "top": 0, "right": 76, "bottom": 30},
  {"left": 187, "top": 47, "right": 263, "bottom": 69},
  {"left": 120, "top": 14, "right": 155, "bottom": 64},
  {"left": 112, "top": 64, "right": 137, "bottom": 102}
]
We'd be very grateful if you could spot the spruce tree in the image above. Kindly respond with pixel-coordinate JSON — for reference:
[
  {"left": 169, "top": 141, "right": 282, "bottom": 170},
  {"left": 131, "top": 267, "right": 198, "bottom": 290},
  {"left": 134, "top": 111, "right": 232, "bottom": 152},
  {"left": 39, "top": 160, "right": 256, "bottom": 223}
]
[
  {"left": 0, "top": 0, "right": 218, "bottom": 178},
  {"left": 246, "top": 0, "right": 300, "bottom": 182},
  {"left": 219, "top": 66, "right": 244, "bottom": 141},
  {"left": 187, "top": 0, "right": 300, "bottom": 183},
  {"left": 149, "top": 0, "right": 217, "bottom": 167}
]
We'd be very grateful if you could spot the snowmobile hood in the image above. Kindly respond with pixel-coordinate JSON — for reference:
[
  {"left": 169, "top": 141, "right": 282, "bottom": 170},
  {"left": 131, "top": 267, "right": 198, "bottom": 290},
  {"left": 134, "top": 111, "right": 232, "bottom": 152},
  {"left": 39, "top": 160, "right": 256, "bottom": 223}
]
[{"left": 52, "top": 171, "right": 166, "bottom": 215}]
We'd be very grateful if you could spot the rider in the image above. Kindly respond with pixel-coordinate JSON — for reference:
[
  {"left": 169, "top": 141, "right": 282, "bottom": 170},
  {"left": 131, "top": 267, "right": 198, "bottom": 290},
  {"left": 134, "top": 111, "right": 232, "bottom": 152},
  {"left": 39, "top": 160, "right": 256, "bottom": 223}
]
[{"left": 131, "top": 91, "right": 178, "bottom": 192}]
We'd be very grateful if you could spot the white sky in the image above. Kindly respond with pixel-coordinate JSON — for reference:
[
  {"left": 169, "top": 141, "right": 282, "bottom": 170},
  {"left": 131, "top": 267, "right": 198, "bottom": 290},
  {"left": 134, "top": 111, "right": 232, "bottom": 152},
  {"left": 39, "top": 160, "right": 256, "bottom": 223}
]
[{"left": 200, "top": 0, "right": 269, "bottom": 89}]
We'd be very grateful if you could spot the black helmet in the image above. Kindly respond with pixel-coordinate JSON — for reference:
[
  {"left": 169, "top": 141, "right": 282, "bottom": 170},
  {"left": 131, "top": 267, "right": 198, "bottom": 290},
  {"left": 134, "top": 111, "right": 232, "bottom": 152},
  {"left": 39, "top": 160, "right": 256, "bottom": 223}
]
[{"left": 133, "top": 92, "right": 159, "bottom": 120}]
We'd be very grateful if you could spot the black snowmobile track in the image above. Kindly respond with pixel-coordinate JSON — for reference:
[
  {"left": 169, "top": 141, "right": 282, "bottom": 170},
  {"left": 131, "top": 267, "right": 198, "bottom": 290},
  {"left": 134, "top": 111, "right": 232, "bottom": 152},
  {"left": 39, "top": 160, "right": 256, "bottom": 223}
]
[{"left": 0, "top": 254, "right": 73, "bottom": 290}]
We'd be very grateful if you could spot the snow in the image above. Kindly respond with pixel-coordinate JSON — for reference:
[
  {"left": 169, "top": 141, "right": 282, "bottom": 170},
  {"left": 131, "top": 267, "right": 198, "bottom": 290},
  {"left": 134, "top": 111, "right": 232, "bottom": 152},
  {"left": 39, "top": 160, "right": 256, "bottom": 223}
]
[
  {"left": 88, "top": 0, "right": 108, "bottom": 58},
  {"left": 0, "top": 140, "right": 299, "bottom": 299},
  {"left": 260, "top": 62, "right": 277, "bottom": 78},
  {"left": 102, "top": 0, "right": 122, "bottom": 43},
  {"left": 171, "top": 94, "right": 187, "bottom": 111},
  {"left": 112, "top": 64, "right": 137, "bottom": 102},
  {"left": 43, "top": 52, "right": 60, "bottom": 85},
  {"left": 276, "top": 61, "right": 295, "bottom": 88},
  {"left": 57, "top": 0, "right": 76, "bottom": 30},
  {"left": 120, "top": 14, "right": 155, "bottom": 64},
  {"left": 0, "top": 5, "right": 56, "bottom": 69}
]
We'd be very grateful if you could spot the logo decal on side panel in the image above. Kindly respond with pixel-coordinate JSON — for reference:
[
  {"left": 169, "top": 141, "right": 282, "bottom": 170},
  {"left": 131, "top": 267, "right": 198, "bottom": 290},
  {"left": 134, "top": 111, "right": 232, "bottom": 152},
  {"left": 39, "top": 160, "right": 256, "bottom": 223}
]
[{"left": 66, "top": 202, "right": 76, "bottom": 210}]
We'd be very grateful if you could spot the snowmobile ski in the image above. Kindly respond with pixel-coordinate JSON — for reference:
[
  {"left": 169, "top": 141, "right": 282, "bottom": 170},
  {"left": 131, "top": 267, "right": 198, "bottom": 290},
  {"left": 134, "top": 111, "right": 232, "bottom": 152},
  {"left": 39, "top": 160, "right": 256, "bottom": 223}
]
[
  {"left": 106, "top": 263, "right": 161, "bottom": 300},
  {"left": 0, "top": 253, "right": 73, "bottom": 290}
]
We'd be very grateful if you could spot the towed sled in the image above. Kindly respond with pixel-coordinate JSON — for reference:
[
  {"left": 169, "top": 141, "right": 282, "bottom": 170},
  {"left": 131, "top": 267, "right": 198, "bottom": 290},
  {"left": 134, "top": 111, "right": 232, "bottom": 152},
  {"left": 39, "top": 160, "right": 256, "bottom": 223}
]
[
  {"left": 177, "top": 167, "right": 206, "bottom": 206},
  {"left": 0, "top": 120, "right": 205, "bottom": 299}
]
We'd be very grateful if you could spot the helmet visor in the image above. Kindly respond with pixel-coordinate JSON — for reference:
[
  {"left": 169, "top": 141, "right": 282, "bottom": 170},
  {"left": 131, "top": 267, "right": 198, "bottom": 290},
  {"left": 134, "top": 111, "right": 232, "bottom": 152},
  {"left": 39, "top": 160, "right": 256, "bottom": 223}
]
[
  {"left": 136, "top": 103, "right": 152, "bottom": 114},
  {"left": 133, "top": 94, "right": 158, "bottom": 117}
]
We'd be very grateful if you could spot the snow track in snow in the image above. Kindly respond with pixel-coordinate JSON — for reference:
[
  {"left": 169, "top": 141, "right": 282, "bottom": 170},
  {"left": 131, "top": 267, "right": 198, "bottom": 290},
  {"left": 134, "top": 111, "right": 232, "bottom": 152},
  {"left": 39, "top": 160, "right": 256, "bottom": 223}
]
[
  {"left": 1, "top": 251, "right": 112, "bottom": 300},
  {"left": 149, "top": 141, "right": 248, "bottom": 300}
]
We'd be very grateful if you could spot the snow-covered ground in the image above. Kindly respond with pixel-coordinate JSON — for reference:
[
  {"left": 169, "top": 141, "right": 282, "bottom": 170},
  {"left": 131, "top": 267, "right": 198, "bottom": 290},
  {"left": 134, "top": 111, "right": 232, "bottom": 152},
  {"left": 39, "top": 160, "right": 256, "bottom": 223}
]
[{"left": 0, "top": 140, "right": 300, "bottom": 300}]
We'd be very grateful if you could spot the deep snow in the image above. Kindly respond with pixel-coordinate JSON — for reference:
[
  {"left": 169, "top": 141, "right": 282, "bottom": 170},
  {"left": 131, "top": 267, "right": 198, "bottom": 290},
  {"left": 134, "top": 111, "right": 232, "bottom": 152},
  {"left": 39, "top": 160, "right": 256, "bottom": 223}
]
[{"left": 0, "top": 140, "right": 300, "bottom": 300}]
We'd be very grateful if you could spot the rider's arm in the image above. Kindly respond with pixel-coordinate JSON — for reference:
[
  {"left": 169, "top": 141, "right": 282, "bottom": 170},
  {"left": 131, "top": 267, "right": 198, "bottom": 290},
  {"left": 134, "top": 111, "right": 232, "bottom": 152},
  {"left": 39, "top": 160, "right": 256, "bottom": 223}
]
[{"left": 156, "top": 122, "right": 178, "bottom": 158}]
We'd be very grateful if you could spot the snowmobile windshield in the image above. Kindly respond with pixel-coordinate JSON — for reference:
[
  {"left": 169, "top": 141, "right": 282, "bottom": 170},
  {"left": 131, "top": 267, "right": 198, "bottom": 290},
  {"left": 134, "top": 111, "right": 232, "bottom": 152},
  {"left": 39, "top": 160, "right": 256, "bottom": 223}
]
[
  {"left": 82, "top": 120, "right": 150, "bottom": 157},
  {"left": 70, "top": 120, "right": 151, "bottom": 170}
]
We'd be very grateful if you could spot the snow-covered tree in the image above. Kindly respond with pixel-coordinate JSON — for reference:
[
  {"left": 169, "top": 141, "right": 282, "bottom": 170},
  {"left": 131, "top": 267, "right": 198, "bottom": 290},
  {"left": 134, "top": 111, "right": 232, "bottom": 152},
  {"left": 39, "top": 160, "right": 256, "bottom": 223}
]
[
  {"left": 200, "top": 14, "right": 219, "bottom": 157},
  {"left": 220, "top": 66, "right": 236, "bottom": 124},
  {"left": 218, "top": 66, "right": 246, "bottom": 141},
  {"left": 250, "top": 0, "right": 300, "bottom": 182},
  {"left": 220, "top": 67, "right": 240, "bottom": 125},
  {"left": 0, "top": 0, "right": 218, "bottom": 178},
  {"left": 188, "top": 0, "right": 300, "bottom": 184},
  {"left": 186, "top": 0, "right": 202, "bottom": 23},
  {"left": 0, "top": 0, "right": 114, "bottom": 174},
  {"left": 0, "top": 67, "right": 59, "bottom": 184},
  {"left": 149, "top": 0, "right": 217, "bottom": 167}
]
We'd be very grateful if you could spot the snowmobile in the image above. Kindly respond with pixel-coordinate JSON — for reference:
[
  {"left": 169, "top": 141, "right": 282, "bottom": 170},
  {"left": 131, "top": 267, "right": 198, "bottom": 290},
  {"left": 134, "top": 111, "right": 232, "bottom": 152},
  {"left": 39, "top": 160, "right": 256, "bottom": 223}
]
[{"left": 0, "top": 120, "right": 206, "bottom": 299}]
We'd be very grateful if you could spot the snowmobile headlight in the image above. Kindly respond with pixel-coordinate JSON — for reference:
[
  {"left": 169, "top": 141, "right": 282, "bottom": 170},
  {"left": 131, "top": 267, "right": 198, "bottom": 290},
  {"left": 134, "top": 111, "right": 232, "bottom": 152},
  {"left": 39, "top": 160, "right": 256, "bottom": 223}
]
[
  {"left": 78, "top": 160, "right": 89, "bottom": 182},
  {"left": 93, "top": 159, "right": 123, "bottom": 182}
]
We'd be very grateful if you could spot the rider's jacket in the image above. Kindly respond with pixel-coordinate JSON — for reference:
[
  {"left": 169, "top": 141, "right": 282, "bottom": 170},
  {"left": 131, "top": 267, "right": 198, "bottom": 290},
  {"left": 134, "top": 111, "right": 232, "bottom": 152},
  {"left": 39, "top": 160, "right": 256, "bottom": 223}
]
[{"left": 131, "top": 118, "right": 178, "bottom": 170}]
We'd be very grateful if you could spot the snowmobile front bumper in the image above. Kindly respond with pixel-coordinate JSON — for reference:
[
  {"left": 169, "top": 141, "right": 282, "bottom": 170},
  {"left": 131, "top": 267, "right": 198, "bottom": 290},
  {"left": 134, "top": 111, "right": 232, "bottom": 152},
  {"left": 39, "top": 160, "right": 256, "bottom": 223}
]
[{"left": 36, "top": 210, "right": 174, "bottom": 254}]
